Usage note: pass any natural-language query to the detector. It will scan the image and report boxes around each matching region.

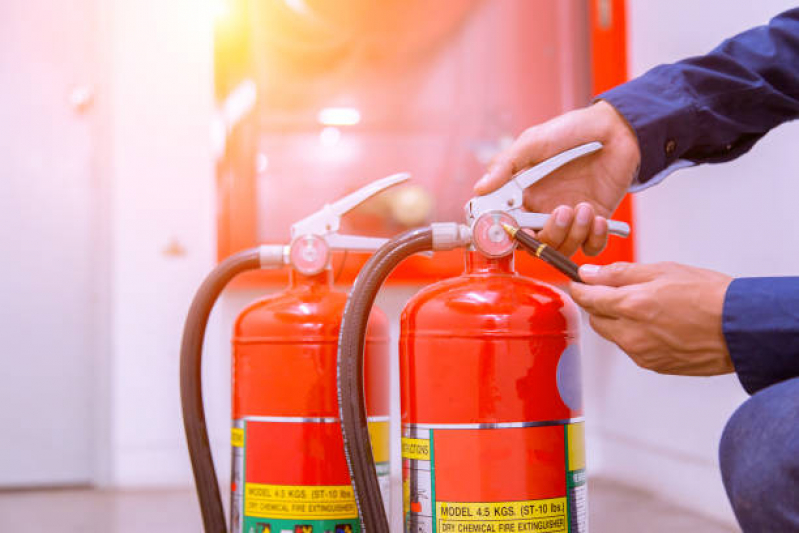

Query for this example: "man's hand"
[474,101,641,256]
[570,262,735,376]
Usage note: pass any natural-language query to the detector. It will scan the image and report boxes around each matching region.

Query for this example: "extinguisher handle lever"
[291,172,410,240]
[324,234,390,252]
[512,142,603,191]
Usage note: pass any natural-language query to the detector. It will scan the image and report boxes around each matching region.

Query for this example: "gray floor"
[0,478,737,532]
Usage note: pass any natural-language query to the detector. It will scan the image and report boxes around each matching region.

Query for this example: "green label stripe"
[430,429,437,533]
[564,425,570,532]
[242,422,248,530]
[567,469,586,489]
[375,462,390,477]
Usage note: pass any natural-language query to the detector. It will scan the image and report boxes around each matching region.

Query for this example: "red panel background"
[433,426,566,502]
[245,422,351,485]
[217,0,632,286]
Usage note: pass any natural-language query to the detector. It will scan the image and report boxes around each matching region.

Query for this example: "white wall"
[97,2,423,511]
[102,0,217,486]
[0,0,98,487]
[583,0,799,525]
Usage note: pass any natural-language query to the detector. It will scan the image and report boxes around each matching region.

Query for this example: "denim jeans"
[719,377,799,531]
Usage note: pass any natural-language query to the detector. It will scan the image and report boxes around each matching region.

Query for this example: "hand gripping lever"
[285,172,410,274]
[463,142,630,257]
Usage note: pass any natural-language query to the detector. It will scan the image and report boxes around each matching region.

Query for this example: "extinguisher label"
[244,483,358,520]
[402,438,432,462]
[403,420,587,533]
[231,416,389,533]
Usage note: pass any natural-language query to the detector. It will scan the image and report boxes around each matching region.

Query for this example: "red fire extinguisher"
[336,143,630,533]
[181,174,408,533]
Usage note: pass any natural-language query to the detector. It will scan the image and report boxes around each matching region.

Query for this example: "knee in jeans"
[719,378,799,527]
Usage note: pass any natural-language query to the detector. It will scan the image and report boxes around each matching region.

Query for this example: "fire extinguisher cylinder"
[181,174,408,533]
[338,143,625,533]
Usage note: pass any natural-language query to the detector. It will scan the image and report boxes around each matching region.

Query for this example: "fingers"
[536,205,573,251]
[559,203,594,257]
[578,261,660,287]
[570,283,629,317]
[583,216,609,256]
[536,202,597,257]
[587,314,623,344]
[588,315,656,367]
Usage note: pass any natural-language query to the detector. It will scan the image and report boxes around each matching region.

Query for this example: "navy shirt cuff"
[723,277,799,394]
[598,67,699,186]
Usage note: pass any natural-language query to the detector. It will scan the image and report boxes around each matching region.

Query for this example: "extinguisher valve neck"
[431,222,472,250]
[258,244,289,268]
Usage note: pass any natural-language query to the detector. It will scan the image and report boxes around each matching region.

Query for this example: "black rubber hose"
[181,248,262,533]
[337,228,434,532]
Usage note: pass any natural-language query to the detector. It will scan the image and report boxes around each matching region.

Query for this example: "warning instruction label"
[402,437,432,461]
[244,484,358,520]
[436,499,568,532]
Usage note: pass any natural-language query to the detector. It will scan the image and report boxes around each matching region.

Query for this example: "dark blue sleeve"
[723,277,799,394]
[599,8,799,185]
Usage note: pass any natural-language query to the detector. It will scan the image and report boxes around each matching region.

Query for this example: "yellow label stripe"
[368,420,390,464]
[402,437,431,461]
[231,427,244,448]
[567,422,586,471]
[437,498,567,530]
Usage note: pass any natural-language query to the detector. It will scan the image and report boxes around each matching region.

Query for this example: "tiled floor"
[588,478,737,532]
[0,478,737,532]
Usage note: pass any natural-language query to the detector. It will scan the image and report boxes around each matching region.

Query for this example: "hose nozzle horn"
[465,142,630,240]
[288,172,410,275]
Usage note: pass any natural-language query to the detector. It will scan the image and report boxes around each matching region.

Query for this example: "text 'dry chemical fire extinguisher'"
[337,143,630,533]
[180,173,409,533]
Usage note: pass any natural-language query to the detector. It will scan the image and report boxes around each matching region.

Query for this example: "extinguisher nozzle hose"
[337,228,435,533]
[180,248,263,533]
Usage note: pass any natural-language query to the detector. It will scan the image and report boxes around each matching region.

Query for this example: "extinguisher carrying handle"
[290,172,410,243]
[287,173,412,274]
[180,246,284,533]
[338,228,437,533]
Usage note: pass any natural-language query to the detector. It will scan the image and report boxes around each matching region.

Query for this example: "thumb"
[578,262,657,287]
[474,158,514,195]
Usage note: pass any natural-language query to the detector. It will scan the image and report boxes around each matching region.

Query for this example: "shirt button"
[665,139,676,156]
[726,143,733,151]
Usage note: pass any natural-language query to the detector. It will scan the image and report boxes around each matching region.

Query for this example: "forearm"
[600,8,799,188]
[723,277,799,394]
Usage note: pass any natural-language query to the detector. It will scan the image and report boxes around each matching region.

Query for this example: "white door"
[0,0,98,486]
